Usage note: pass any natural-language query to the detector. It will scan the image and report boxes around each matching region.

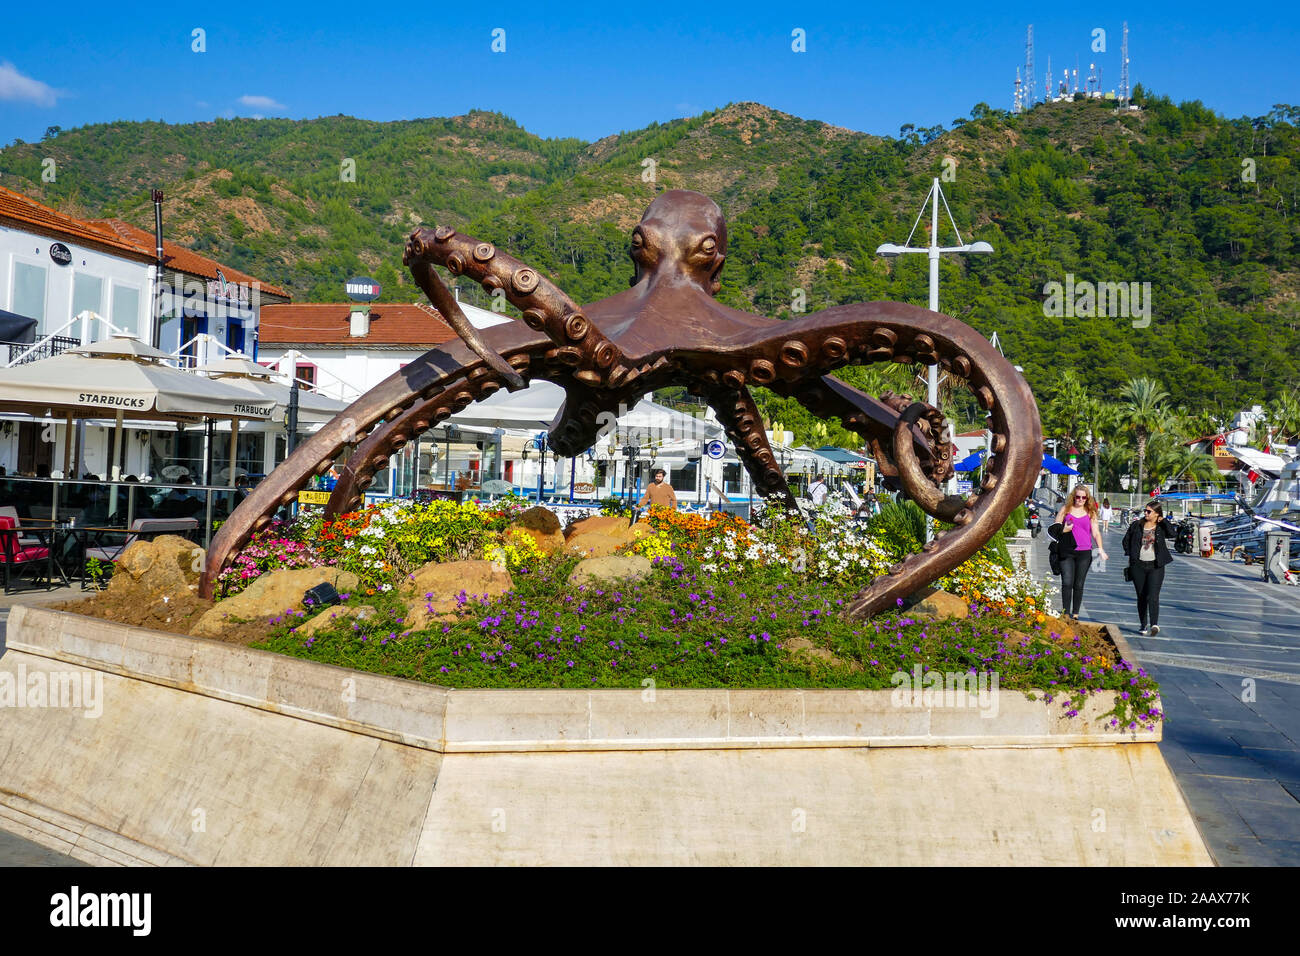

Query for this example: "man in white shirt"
[809,474,829,507]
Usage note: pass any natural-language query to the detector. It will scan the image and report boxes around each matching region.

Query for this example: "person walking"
[808,473,829,507]
[638,467,678,511]
[1121,501,1176,635]
[1099,497,1114,533]
[1055,485,1108,621]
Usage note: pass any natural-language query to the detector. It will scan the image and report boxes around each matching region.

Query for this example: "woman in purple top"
[1054,485,1108,621]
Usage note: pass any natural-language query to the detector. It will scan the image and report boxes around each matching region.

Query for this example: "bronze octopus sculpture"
[199,190,1041,617]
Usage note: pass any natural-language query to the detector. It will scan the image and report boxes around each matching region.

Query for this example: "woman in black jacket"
[1121,501,1177,635]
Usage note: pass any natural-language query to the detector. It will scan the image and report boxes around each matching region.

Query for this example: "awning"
[0,337,274,422]
[1225,445,1287,477]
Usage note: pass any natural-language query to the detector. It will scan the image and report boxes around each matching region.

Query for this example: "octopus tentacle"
[891,403,970,521]
[406,225,625,388]
[663,300,1037,618]
[198,324,552,599]
[702,385,799,510]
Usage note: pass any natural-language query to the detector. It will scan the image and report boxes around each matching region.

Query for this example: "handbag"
[1123,566,1133,582]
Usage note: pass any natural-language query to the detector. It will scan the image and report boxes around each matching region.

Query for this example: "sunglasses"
[1074,495,1087,500]
[1143,509,1154,514]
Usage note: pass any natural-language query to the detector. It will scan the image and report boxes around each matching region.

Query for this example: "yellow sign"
[297,490,331,505]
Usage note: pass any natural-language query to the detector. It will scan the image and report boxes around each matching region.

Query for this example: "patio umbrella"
[955,448,1071,475]
[0,335,273,480]
[197,355,349,424]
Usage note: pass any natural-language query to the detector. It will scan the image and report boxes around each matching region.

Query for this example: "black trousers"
[1059,549,1093,616]
[1131,560,1165,627]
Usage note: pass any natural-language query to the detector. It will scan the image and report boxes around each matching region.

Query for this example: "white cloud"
[0,61,60,107]
[237,94,286,111]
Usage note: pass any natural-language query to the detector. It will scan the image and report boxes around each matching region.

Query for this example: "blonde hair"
[1066,485,1100,517]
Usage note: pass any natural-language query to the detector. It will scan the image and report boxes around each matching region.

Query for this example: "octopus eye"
[700,235,717,255]
[631,229,645,248]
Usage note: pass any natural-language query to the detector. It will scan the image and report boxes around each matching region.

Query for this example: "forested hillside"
[2,92,1297,446]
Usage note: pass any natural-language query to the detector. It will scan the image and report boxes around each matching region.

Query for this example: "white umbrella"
[0,335,272,481]
[197,355,348,425]
[450,380,566,430]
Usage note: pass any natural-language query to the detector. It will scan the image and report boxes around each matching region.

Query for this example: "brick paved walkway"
[1031,526,1300,866]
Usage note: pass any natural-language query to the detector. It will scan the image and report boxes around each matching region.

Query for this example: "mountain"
[2,93,1297,428]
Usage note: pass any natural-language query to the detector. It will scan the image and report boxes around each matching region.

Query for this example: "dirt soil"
[51,590,269,645]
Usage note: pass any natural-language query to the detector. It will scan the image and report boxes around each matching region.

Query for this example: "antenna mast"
[1025,25,1035,107]
[1120,21,1131,105]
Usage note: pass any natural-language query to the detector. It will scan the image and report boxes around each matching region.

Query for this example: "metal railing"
[3,311,131,368]
[0,474,246,551]
[4,335,81,366]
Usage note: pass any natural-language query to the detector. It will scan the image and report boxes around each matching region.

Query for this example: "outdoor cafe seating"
[0,514,55,594]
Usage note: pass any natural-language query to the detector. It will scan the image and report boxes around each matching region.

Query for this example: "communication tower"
[1025,25,1035,106]
[1120,21,1131,105]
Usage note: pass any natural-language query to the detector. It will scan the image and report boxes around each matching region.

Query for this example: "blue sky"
[1,1,1297,145]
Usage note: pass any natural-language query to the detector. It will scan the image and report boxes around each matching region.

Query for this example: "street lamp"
[521,432,549,501]
[875,177,995,412]
[877,177,994,540]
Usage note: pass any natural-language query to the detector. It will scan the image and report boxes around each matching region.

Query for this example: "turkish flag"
[1248,469,1260,483]
[1213,434,1226,447]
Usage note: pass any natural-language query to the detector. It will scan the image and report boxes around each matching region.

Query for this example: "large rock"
[108,535,203,598]
[569,555,653,588]
[57,535,212,635]
[564,515,653,558]
[910,590,971,621]
[402,559,515,631]
[192,567,359,638]
[296,604,378,638]
[506,506,565,555]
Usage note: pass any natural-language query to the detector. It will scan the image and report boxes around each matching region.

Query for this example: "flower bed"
[197,496,1158,729]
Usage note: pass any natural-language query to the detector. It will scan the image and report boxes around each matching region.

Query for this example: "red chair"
[0,516,52,594]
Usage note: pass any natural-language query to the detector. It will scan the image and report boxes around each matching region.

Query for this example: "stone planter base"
[0,606,1211,866]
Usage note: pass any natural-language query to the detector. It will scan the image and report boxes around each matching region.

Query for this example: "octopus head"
[629,189,727,295]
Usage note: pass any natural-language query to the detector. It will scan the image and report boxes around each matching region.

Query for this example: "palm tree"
[1119,378,1172,497]
[1042,370,1090,452]
[1266,388,1300,446]
[1079,396,1120,493]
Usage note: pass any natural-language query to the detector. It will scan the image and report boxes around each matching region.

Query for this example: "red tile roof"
[259,303,460,347]
[0,185,154,260]
[92,219,291,300]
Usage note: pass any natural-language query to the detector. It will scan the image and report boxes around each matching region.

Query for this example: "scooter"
[1027,503,1042,538]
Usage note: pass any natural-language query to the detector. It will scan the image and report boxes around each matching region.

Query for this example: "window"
[180,315,207,367]
[111,283,141,337]
[673,460,699,491]
[723,463,743,494]
[12,262,47,333]
[295,363,317,391]
[71,274,104,332]
[227,320,245,355]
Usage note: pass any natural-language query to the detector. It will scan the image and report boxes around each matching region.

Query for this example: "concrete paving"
[1029,524,1300,866]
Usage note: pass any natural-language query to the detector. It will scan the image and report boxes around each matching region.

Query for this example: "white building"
[0,186,289,479]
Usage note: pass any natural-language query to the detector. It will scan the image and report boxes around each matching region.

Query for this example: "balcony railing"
[3,336,81,366]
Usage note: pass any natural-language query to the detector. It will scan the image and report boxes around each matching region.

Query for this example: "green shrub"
[869,500,926,559]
